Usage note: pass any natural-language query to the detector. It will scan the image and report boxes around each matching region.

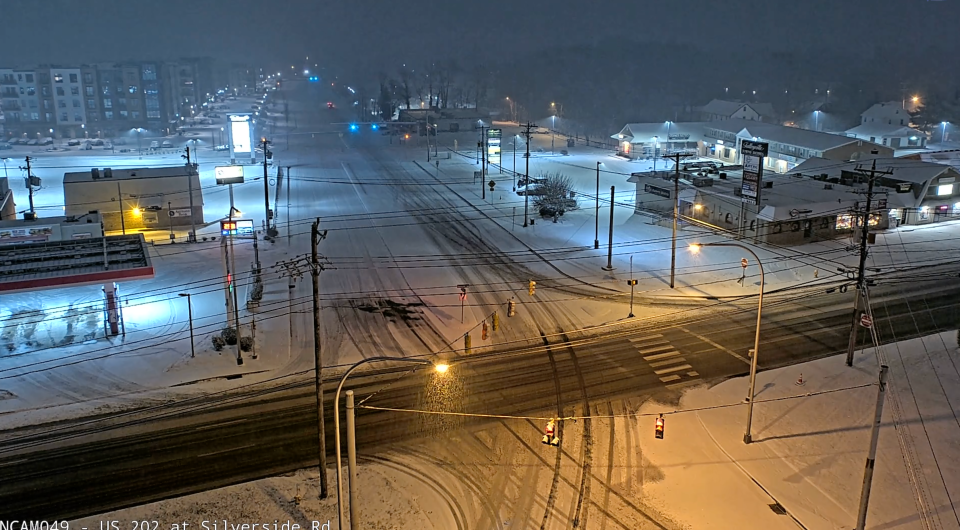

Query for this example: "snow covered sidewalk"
[639,331,960,530]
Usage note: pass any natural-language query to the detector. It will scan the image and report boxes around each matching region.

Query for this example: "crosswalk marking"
[687,371,699,377]
[637,344,674,355]
[627,334,664,343]
[653,364,693,375]
[659,375,681,383]
[649,357,687,368]
[666,379,704,390]
[643,350,682,361]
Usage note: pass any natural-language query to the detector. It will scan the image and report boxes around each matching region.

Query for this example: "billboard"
[487,128,502,165]
[227,113,255,163]
[220,219,255,237]
[215,165,245,185]
[740,140,768,205]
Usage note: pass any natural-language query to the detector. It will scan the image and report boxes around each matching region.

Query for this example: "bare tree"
[532,171,577,217]
[396,67,413,110]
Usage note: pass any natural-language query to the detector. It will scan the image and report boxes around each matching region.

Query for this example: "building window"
[84,86,93,96]
[87,99,96,109]
[102,86,111,96]
[84,73,93,84]
[105,111,113,119]
[73,99,80,107]
[54,73,63,83]
[131,111,140,119]
[29,100,36,108]
[69,73,78,83]
[129,98,139,108]
[41,86,49,96]
[25,74,33,82]
[103,98,112,108]
[44,112,52,122]
[56,86,65,96]
[74,113,83,122]
[128,85,138,94]
[118,98,127,107]
[147,110,160,119]
[58,100,66,108]
[120,110,128,118]
[908,137,920,147]
[938,184,954,196]
[60,112,68,121]
[71,86,79,96]
[31,112,39,121]
[43,100,51,109]
[27,87,35,96]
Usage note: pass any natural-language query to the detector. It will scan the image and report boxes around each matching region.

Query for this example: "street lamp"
[653,136,659,172]
[513,135,520,191]
[134,128,144,159]
[551,115,556,153]
[334,357,451,530]
[814,110,820,132]
[690,242,765,444]
[942,121,949,143]
[177,293,195,358]
[664,121,673,154]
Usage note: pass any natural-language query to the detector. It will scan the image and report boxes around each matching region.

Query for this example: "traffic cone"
[795,373,805,386]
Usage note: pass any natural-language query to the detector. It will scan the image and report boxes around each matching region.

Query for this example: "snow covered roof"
[749,102,776,119]
[860,101,904,117]
[704,119,879,152]
[846,123,924,138]
[63,165,198,184]
[791,156,958,185]
[700,99,751,116]
[612,122,708,142]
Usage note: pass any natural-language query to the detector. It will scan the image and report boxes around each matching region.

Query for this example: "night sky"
[2,0,959,73]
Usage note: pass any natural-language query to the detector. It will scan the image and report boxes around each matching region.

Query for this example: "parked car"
[81,141,92,150]
[535,127,550,134]
[91,138,104,146]
[38,137,53,145]
[517,176,546,188]
[0,142,11,150]
[103,141,113,149]
[149,140,160,149]
[67,139,81,146]
[161,140,174,148]
[27,139,38,145]
[516,183,547,196]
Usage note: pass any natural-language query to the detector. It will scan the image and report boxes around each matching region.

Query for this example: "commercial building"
[844,123,926,150]
[63,165,203,233]
[613,122,705,158]
[0,212,103,246]
[791,157,960,226]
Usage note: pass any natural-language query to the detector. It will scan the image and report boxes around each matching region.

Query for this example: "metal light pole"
[602,186,615,271]
[135,128,143,159]
[814,111,820,132]
[513,136,518,191]
[942,121,948,143]
[177,293,195,358]
[551,115,556,153]
[594,161,601,249]
[653,136,659,172]
[335,357,449,530]
[692,242,764,444]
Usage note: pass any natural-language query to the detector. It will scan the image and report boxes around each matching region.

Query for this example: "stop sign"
[860,313,873,328]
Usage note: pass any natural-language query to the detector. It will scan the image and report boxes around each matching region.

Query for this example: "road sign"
[626,279,638,286]
[741,258,749,268]
[860,313,873,328]
[488,180,496,190]
[215,165,245,185]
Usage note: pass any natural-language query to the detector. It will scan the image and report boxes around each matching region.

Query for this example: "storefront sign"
[740,140,768,206]
[644,184,671,199]
[220,219,255,237]
[668,133,690,141]
[487,128,502,165]
[215,165,245,185]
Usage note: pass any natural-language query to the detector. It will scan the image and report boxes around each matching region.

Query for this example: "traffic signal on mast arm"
[528,280,536,296]
[507,299,516,317]
[655,414,665,439]
[481,320,488,340]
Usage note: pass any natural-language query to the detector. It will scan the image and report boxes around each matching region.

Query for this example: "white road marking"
[676,326,750,364]
[659,375,681,383]
[194,418,249,431]
[687,371,700,377]
[643,350,682,361]
[196,443,256,458]
[666,379,704,390]
[649,357,688,368]
[627,334,664,343]
[0,458,29,467]
[654,364,693,375]
[637,344,674,355]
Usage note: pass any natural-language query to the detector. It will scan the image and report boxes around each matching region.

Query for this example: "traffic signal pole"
[261,138,274,238]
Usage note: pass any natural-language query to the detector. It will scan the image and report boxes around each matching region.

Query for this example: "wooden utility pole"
[262,138,275,238]
[845,158,892,366]
[520,122,537,227]
[663,152,693,289]
[311,219,329,498]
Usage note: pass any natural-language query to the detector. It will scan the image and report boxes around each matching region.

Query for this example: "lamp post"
[513,135,519,191]
[594,161,601,249]
[135,128,143,159]
[942,121,949,143]
[177,293,195,358]
[551,115,556,153]
[814,110,820,132]
[665,121,672,154]
[653,136,659,172]
[334,357,450,530]
[690,242,765,444]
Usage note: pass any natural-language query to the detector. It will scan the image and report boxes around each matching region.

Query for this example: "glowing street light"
[334,357,451,530]
[690,242,765,444]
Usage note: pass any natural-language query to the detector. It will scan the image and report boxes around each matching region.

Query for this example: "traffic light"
[464,332,471,355]
[655,414,664,439]
[507,299,516,317]
[542,419,560,446]
[492,311,499,331]
[528,280,536,296]
[227,273,234,293]
[481,321,488,340]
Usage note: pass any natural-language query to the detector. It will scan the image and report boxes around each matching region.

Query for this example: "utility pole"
[520,122,536,227]
[116,182,126,235]
[311,219,329,499]
[479,125,488,200]
[286,166,292,246]
[594,161,601,249]
[261,138,274,239]
[855,365,889,530]
[845,158,892,366]
[22,156,36,218]
[602,186,615,271]
[182,147,198,242]
[664,153,693,289]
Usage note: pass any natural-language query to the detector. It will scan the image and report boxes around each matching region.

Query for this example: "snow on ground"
[640,330,960,530]
[70,465,462,530]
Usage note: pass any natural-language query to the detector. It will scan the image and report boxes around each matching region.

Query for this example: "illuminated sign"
[740,140,769,206]
[487,128,502,165]
[215,165,245,185]
[220,219,255,237]
[231,120,251,153]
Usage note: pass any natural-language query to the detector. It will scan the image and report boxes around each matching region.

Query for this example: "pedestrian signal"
[528,280,536,296]
[542,419,560,446]
[655,414,664,439]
